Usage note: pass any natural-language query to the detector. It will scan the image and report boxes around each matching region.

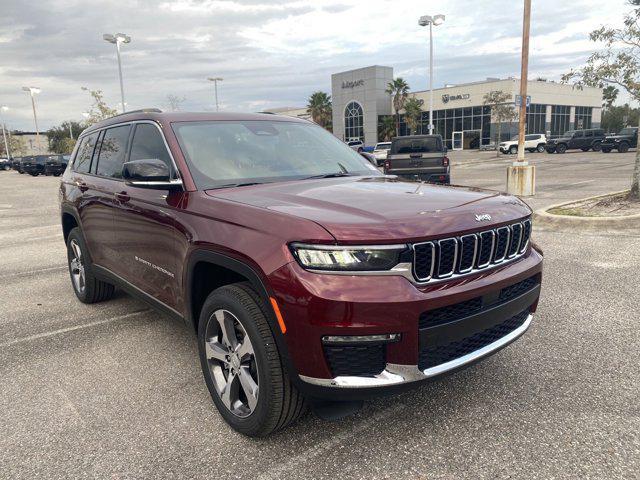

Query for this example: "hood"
[207,177,531,242]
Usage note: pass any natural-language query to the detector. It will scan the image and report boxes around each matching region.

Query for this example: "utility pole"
[208,77,223,111]
[507,0,535,196]
[0,106,10,158]
[418,15,445,135]
[68,122,74,140]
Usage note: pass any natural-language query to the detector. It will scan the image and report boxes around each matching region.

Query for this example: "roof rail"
[108,108,163,120]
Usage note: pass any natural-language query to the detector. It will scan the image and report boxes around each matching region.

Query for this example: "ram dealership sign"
[342,79,364,89]
[442,93,470,104]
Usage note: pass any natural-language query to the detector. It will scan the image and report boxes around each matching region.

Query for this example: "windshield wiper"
[212,182,263,189]
[303,172,354,180]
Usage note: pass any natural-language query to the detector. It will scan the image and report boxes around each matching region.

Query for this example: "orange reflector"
[270,297,287,334]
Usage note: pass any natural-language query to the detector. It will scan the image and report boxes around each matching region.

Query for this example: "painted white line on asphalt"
[0,310,150,348]
[0,265,67,280]
[568,180,595,186]
[257,403,406,480]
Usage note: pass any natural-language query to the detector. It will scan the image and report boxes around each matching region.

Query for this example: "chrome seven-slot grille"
[413,219,531,282]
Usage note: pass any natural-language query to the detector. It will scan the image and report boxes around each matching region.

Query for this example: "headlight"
[290,243,407,271]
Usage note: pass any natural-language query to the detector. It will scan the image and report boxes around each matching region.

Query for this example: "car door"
[81,124,133,273]
[570,130,583,149]
[583,130,594,149]
[112,122,181,310]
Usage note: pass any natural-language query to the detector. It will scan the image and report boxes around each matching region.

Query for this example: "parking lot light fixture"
[0,106,10,159]
[419,14,445,135]
[103,32,131,114]
[22,86,42,153]
[207,77,223,111]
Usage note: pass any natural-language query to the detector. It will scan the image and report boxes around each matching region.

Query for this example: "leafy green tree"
[386,78,409,136]
[602,85,619,109]
[483,90,517,157]
[81,87,118,126]
[47,121,82,154]
[601,104,639,132]
[562,0,640,199]
[403,98,423,135]
[1,133,25,157]
[378,115,396,141]
[306,91,332,130]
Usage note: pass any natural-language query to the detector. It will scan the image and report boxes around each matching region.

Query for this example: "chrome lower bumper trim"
[299,314,533,388]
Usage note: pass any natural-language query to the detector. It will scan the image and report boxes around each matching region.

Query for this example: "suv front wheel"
[198,283,306,436]
[66,227,115,303]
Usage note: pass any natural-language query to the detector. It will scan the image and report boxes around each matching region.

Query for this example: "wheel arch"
[185,249,299,384]
[61,207,81,244]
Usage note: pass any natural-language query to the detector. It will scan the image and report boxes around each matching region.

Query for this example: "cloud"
[0,0,630,131]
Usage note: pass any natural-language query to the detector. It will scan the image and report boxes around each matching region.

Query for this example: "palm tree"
[602,86,619,109]
[403,98,423,135]
[386,78,409,136]
[378,115,396,141]
[306,91,332,129]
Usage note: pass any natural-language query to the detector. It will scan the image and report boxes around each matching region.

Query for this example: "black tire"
[537,144,546,153]
[546,147,556,154]
[66,227,115,303]
[29,173,38,176]
[618,142,630,153]
[591,141,602,152]
[602,147,612,153]
[509,145,518,154]
[357,147,363,153]
[198,283,306,437]
[581,147,590,152]
[556,143,567,154]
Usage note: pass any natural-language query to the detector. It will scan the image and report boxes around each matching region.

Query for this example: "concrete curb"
[534,190,640,232]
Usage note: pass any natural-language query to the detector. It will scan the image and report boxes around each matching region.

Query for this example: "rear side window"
[129,123,173,171]
[392,137,443,154]
[573,131,584,138]
[73,133,98,173]
[584,130,593,137]
[524,134,539,141]
[95,125,131,178]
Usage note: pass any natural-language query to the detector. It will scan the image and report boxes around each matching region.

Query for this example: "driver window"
[130,123,173,173]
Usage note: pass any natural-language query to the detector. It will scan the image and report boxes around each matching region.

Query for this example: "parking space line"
[257,403,406,480]
[0,310,150,348]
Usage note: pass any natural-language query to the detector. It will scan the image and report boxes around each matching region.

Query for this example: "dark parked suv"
[545,128,605,153]
[59,110,543,436]
[44,154,69,176]
[384,134,450,184]
[21,155,47,176]
[601,127,638,153]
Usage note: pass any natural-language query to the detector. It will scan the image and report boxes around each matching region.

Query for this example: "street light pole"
[506,0,535,196]
[103,33,131,114]
[419,14,445,135]
[0,106,10,159]
[68,122,74,140]
[22,87,41,153]
[207,77,223,111]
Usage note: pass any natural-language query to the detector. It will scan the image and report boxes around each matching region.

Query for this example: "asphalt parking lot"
[1,151,638,479]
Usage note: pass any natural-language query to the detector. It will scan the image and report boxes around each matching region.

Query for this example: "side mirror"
[122,159,182,190]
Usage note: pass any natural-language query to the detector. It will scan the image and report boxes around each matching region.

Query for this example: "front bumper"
[269,246,543,399]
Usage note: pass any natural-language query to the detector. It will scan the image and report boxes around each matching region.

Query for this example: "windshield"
[172,120,379,189]
[562,130,576,137]
[619,128,636,136]
[391,136,443,154]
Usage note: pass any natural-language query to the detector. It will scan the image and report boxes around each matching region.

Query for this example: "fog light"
[321,333,400,345]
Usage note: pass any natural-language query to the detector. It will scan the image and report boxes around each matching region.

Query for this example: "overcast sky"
[0,0,630,131]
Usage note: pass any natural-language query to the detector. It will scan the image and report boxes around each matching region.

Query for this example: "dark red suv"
[59,110,543,436]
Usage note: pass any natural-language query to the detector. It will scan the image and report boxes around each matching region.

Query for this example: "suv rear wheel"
[536,144,546,153]
[66,227,115,303]
[556,143,567,154]
[592,141,602,152]
[618,142,630,153]
[198,283,306,436]
[509,145,518,154]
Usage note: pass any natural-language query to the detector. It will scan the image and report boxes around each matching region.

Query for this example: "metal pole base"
[507,165,536,196]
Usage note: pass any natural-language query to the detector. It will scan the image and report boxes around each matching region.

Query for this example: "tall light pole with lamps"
[207,77,223,111]
[0,106,10,158]
[418,14,445,135]
[22,86,42,153]
[103,33,131,114]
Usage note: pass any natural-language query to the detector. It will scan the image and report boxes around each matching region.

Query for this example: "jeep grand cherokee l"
[59,110,543,436]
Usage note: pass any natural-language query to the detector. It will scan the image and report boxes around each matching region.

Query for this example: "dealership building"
[270,65,603,149]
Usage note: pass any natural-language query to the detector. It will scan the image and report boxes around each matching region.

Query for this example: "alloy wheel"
[69,239,86,294]
[205,309,259,418]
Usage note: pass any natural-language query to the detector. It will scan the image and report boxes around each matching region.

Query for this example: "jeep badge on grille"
[475,214,492,222]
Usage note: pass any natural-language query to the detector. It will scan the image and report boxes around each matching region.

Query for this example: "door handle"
[75,180,88,192]
[115,191,130,203]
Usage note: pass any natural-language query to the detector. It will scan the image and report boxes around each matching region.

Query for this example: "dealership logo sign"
[342,79,364,89]
[442,93,470,103]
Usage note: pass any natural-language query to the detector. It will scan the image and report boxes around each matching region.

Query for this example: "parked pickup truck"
[384,135,450,184]
[601,127,638,153]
